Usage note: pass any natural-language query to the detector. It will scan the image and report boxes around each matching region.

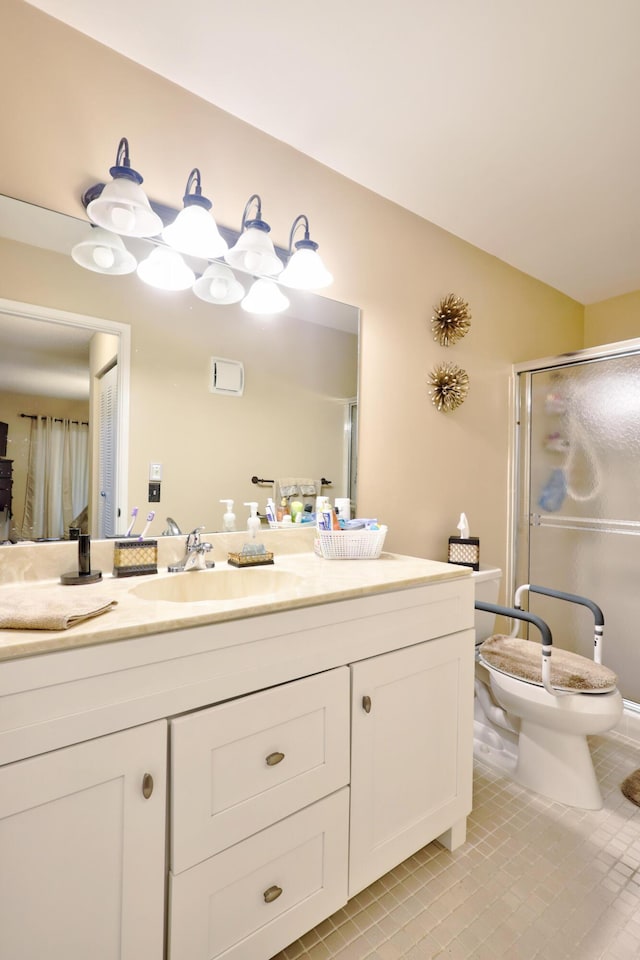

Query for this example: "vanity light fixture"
[71,225,137,275]
[193,262,245,305]
[279,214,333,290]
[225,194,283,277]
[86,138,163,238]
[136,247,195,291]
[161,168,228,260]
[241,278,290,315]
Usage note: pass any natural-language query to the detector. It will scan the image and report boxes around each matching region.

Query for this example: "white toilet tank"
[471,567,502,644]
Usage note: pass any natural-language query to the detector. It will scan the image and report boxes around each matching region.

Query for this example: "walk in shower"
[512,339,640,707]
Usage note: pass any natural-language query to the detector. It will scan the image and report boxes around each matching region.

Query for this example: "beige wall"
[584,292,640,349]
[1,0,586,570]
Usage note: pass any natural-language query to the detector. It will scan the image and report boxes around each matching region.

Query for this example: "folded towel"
[0,588,117,631]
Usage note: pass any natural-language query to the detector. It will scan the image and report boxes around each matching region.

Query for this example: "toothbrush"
[138,511,155,540]
[125,507,138,538]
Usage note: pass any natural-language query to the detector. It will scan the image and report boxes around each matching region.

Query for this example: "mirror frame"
[0,297,131,536]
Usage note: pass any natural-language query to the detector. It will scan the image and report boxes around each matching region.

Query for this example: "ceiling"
[24,0,640,305]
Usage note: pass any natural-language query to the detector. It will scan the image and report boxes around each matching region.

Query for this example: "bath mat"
[480,634,617,692]
[621,769,640,807]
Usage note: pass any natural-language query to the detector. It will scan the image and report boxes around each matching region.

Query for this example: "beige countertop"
[0,529,470,662]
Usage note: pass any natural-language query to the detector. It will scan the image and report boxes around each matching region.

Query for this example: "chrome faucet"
[168,526,214,572]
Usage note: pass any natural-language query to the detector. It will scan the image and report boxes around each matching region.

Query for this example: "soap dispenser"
[244,502,260,539]
[220,499,236,532]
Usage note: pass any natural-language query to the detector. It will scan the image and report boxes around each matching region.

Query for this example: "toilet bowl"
[471,569,622,810]
[485,666,622,809]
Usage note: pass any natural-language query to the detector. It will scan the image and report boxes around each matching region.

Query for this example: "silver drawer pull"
[263,885,283,904]
[142,773,154,799]
[362,695,372,714]
[265,751,285,767]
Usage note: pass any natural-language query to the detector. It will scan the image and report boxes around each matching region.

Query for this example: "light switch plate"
[149,462,163,482]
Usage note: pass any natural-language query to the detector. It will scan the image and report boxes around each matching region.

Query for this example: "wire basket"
[314,525,387,560]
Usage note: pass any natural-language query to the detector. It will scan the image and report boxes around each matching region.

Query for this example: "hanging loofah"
[428,362,470,412]
[431,294,471,346]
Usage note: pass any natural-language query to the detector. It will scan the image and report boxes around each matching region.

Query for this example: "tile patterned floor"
[272,731,640,960]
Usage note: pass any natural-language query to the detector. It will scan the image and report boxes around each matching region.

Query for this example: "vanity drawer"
[168,787,349,960]
[170,666,350,873]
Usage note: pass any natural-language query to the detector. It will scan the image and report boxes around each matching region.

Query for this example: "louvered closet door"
[98,362,118,538]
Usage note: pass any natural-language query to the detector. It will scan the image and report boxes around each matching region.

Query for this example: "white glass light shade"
[71,227,137,275]
[279,247,333,290]
[136,247,195,291]
[87,177,163,238]
[225,227,283,276]
[241,278,290,315]
[193,262,245,305]
[162,204,228,259]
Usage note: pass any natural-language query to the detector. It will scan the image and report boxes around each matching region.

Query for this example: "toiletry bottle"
[316,496,329,530]
[276,497,290,522]
[220,499,236,532]
[244,502,260,539]
[290,499,304,523]
[265,498,276,524]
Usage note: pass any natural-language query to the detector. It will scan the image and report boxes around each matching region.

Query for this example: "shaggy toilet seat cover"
[480,635,618,693]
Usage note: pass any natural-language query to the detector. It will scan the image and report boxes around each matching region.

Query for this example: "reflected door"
[97,363,118,538]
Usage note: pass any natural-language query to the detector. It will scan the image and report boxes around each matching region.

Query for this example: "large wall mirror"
[0,195,359,543]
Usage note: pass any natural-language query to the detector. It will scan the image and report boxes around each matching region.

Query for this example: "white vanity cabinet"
[0,569,475,960]
[0,720,167,960]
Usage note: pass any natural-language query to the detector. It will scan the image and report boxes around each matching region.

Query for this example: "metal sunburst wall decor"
[431,294,471,347]
[428,362,470,412]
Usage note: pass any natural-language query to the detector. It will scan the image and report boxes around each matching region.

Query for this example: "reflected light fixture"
[86,137,163,238]
[137,247,195,291]
[241,278,290,315]
[162,168,228,259]
[225,194,283,276]
[279,214,333,290]
[193,262,245,305]
[71,226,137,275]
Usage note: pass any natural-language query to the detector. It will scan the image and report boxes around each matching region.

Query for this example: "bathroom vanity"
[0,537,474,960]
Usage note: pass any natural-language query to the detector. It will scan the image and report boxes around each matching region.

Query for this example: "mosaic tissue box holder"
[447,536,480,571]
[113,539,158,577]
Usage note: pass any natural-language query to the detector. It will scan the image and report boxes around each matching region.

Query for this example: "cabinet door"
[0,720,167,960]
[349,632,474,897]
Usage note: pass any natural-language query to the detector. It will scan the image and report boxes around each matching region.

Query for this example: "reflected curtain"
[21,417,89,540]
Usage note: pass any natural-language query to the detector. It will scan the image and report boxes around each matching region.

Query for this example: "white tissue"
[457,513,470,539]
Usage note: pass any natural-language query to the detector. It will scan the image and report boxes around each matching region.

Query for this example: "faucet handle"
[187,526,205,549]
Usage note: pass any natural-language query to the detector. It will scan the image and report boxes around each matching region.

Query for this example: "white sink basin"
[131,567,301,604]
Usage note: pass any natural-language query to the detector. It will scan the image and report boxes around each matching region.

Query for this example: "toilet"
[471,568,623,810]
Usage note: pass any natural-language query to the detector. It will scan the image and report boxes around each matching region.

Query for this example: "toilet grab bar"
[475,601,568,698]
[512,584,604,665]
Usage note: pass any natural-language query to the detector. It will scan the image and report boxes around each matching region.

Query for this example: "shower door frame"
[509,334,640,711]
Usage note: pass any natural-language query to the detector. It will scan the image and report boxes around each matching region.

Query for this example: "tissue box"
[113,539,158,577]
[448,536,480,570]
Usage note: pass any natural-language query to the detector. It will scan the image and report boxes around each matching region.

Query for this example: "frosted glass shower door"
[518,353,640,704]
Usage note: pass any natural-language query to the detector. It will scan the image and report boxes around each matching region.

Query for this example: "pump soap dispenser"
[220,500,236,532]
[244,502,260,539]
